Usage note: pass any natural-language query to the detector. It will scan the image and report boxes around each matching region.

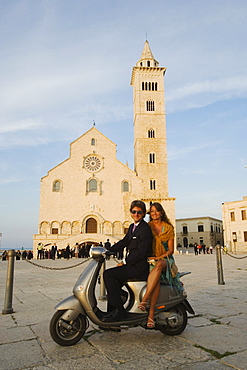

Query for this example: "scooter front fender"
[54,295,86,319]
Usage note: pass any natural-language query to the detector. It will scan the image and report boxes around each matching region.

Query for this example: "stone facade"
[176,217,223,248]
[33,41,175,257]
[222,196,247,253]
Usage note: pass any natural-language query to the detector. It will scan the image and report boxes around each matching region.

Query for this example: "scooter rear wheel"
[50,310,87,346]
[157,303,187,336]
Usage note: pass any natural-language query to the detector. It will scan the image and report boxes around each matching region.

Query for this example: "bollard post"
[98,260,107,300]
[2,249,16,314]
[216,245,225,285]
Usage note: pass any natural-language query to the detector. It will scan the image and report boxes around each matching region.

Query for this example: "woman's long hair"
[150,202,173,226]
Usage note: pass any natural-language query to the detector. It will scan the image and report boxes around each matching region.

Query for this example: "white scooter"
[50,247,194,346]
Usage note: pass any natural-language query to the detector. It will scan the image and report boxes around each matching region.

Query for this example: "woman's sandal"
[147,317,155,329]
[138,301,147,312]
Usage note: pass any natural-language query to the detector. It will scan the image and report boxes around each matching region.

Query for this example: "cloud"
[168,76,247,101]
[166,75,247,113]
[0,101,132,149]
[168,140,223,161]
[0,177,24,185]
[0,118,45,134]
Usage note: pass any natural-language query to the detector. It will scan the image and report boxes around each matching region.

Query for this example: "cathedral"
[33,41,176,256]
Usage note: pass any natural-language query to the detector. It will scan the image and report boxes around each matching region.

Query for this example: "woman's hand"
[148,255,167,261]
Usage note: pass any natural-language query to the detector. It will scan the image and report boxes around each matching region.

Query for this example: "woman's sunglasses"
[131,210,143,215]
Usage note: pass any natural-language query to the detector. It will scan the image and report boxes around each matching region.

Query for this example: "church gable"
[70,127,117,161]
[42,125,137,186]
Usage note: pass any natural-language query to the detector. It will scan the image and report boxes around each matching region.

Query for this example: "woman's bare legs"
[144,260,166,327]
[139,260,166,319]
[147,282,160,326]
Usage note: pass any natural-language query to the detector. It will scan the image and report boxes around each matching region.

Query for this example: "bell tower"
[131,41,175,219]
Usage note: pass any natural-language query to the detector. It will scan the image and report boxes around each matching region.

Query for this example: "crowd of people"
[177,242,214,255]
[1,250,33,260]
[1,241,111,261]
[192,243,214,255]
[36,242,97,260]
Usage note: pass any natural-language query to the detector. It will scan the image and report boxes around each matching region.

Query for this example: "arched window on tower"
[53,180,62,192]
[148,129,155,138]
[152,82,154,91]
[145,82,148,90]
[155,82,158,91]
[142,82,144,90]
[86,218,97,233]
[149,153,155,163]
[147,61,150,67]
[150,180,156,190]
[88,179,97,192]
[122,181,129,192]
[91,138,96,145]
[146,100,155,111]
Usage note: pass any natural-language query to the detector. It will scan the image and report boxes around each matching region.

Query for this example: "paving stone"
[180,324,246,353]
[222,350,247,370]
[0,339,45,370]
[174,360,235,369]
[219,313,247,329]
[1,325,36,345]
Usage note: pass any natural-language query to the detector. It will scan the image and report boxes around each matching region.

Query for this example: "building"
[176,217,223,249]
[33,41,175,256]
[222,196,247,253]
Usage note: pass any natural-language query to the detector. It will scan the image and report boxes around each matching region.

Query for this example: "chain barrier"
[24,257,92,270]
[221,247,247,260]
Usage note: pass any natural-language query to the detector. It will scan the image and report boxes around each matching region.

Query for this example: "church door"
[86,218,97,233]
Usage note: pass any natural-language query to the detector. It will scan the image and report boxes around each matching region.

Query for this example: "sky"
[0,0,247,250]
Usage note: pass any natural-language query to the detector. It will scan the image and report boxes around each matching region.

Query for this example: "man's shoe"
[102,309,115,319]
[102,308,127,322]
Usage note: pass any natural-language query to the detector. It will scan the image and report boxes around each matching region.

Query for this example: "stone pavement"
[0,252,247,370]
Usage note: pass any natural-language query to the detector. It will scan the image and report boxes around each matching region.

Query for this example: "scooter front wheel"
[157,303,187,336]
[50,310,87,346]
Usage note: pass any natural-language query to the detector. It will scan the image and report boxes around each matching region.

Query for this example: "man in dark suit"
[104,239,111,250]
[102,200,153,322]
[51,243,57,260]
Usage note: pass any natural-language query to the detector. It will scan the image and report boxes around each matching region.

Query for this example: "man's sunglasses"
[131,210,143,215]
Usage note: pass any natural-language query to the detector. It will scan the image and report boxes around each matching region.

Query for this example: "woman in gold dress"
[138,202,181,328]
